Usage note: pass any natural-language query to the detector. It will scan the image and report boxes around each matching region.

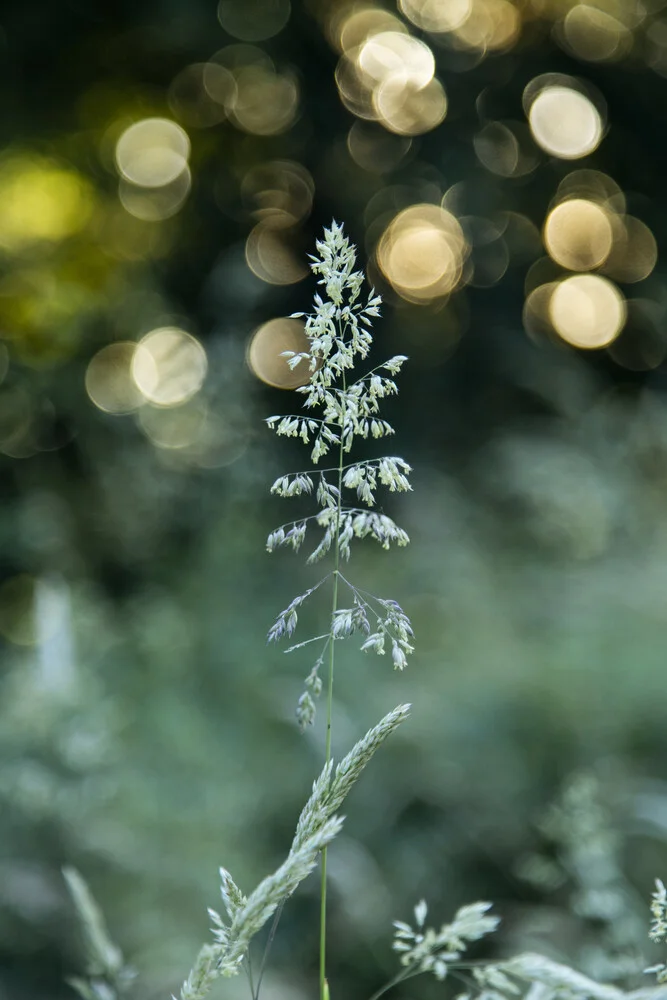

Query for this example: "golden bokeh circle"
[543,199,613,271]
[555,169,625,214]
[373,76,447,135]
[549,274,626,349]
[357,31,435,89]
[562,6,630,63]
[132,327,208,406]
[347,121,412,173]
[247,318,311,388]
[528,86,603,159]
[399,0,472,32]
[336,7,408,54]
[602,216,658,283]
[85,342,145,415]
[229,66,299,135]
[377,203,468,302]
[138,398,208,449]
[115,118,190,188]
[118,165,191,222]
[523,282,558,344]
[240,159,314,227]
[245,222,308,285]
[452,0,521,52]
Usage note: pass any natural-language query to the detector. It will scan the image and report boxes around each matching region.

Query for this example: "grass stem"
[319,373,346,1000]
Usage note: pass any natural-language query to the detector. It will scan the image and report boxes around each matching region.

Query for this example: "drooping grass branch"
[173,702,410,1000]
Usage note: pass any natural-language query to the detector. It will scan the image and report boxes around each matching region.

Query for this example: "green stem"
[366,966,417,1000]
[252,902,284,1000]
[320,373,346,1000]
[244,953,256,1000]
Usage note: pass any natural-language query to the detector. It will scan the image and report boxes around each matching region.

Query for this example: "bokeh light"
[138,397,208,449]
[115,118,190,188]
[0,155,94,253]
[461,215,509,287]
[559,5,632,63]
[218,0,291,41]
[86,342,145,415]
[373,76,447,135]
[241,159,314,227]
[118,167,192,222]
[526,81,604,159]
[347,121,412,173]
[543,199,614,271]
[132,328,208,406]
[332,6,408,53]
[555,169,625,214]
[646,19,667,77]
[358,31,435,88]
[450,0,521,53]
[245,222,308,285]
[377,203,469,303]
[549,274,626,348]
[399,0,472,33]
[523,281,559,345]
[211,47,300,136]
[0,264,101,366]
[114,118,192,222]
[247,318,311,388]
[498,211,542,265]
[334,11,447,134]
[474,121,539,178]
[601,215,658,283]
[607,299,666,371]
[168,63,235,128]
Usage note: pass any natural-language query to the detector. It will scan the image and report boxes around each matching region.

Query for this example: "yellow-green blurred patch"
[0,154,95,253]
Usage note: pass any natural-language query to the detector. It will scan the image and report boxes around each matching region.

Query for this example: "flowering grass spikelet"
[263,222,414,1000]
[646,879,667,983]
[392,900,500,981]
[264,221,414,727]
[650,880,667,943]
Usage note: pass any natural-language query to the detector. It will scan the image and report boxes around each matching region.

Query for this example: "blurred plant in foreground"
[64,867,135,1000]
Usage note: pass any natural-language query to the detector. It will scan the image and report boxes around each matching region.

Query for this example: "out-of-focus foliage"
[2,0,667,997]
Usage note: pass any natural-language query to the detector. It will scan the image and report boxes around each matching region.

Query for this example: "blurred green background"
[3,0,667,997]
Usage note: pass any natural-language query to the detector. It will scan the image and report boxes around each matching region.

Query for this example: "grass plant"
[176,221,416,1000]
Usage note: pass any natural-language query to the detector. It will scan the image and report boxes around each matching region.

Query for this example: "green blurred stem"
[252,902,284,1000]
[320,372,346,1000]
[366,967,419,1000]
[367,962,478,1000]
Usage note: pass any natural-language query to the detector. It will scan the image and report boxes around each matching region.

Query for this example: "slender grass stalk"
[264,223,414,996]
[253,903,284,1000]
[320,369,346,1000]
